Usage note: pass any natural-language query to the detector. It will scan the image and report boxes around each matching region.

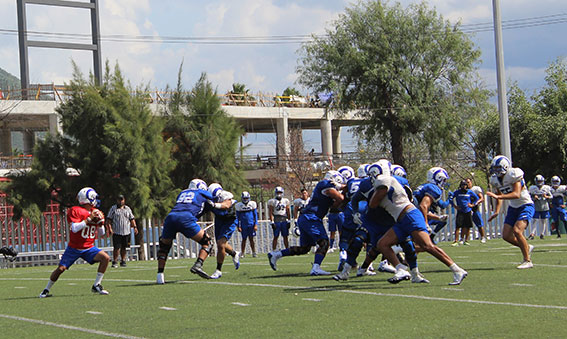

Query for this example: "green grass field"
[2,238,567,338]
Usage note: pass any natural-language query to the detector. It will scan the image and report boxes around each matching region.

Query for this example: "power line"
[0,12,566,45]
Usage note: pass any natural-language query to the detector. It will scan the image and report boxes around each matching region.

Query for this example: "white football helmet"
[551,176,561,187]
[368,159,392,183]
[391,164,407,178]
[337,166,355,181]
[292,226,301,237]
[241,191,250,204]
[427,167,449,188]
[188,178,207,191]
[534,175,545,188]
[275,186,284,199]
[324,170,346,189]
[357,164,369,178]
[208,183,223,198]
[490,155,511,177]
[77,187,98,206]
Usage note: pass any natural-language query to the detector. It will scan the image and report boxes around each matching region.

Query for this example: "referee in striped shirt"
[106,194,137,268]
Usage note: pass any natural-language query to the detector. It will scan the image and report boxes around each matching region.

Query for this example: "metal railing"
[0,85,326,108]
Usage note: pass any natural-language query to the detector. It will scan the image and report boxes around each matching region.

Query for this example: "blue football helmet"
[188,178,207,191]
[427,167,449,188]
[391,164,407,178]
[490,155,511,177]
[337,166,355,181]
[241,191,250,204]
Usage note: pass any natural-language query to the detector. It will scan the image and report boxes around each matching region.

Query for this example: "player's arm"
[487,188,503,222]
[285,204,291,219]
[368,185,387,209]
[487,181,522,200]
[475,190,484,205]
[268,203,274,222]
[326,188,344,209]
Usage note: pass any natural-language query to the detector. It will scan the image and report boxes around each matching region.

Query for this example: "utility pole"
[492,0,512,161]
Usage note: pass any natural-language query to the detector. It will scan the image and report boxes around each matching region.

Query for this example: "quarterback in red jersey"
[39,187,111,298]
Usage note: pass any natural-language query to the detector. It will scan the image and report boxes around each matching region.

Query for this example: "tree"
[297,0,484,167]
[473,58,567,182]
[226,83,255,106]
[1,62,175,222]
[164,71,248,193]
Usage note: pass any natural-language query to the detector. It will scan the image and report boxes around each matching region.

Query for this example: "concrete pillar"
[332,125,341,156]
[320,116,332,159]
[0,129,11,155]
[276,108,289,168]
[48,113,61,134]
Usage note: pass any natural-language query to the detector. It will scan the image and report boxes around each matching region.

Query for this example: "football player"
[413,168,452,243]
[236,191,259,257]
[486,155,535,269]
[370,171,468,285]
[450,180,479,246]
[268,186,291,250]
[466,178,487,243]
[40,187,110,297]
[528,175,552,240]
[208,183,241,279]
[549,176,567,238]
[268,170,345,276]
[156,179,232,284]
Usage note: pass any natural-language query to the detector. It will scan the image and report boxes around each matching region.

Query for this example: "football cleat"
[210,270,223,279]
[120,261,127,267]
[357,267,377,277]
[463,241,471,246]
[310,264,331,276]
[333,263,352,281]
[267,252,279,271]
[233,252,241,270]
[377,260,396,273]
[387,269,411,284]
[481,237,487,243]
[92,284,109,295]
[190,263,211,279]
[449,269,468,285]
[252,252,257,258]
[517,260,534,269]
[39,289,52,298]
[411,271,430,283]
[451,241,459,247]
[337,259,345,272]
[156,273,165,285]
[111,261,118,268]
[528,244,534,256]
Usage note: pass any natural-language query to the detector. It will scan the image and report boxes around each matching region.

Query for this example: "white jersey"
[550,185,567,201]
[235,200,257,212]
[373,175,413,220]
[470,186,484,199]
[489,168,533,208]
[293,198,310,214]
[529,184,551,211]
[268,198,290,217]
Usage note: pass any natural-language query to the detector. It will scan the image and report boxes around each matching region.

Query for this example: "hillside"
[0,67,20,90]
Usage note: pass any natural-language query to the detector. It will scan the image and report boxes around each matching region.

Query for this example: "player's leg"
[267,215,312,271]
[40,246,79,297]
[281,221,290,249]
[249,236,257,257]
[112,234,120,267]
[272,222,281,250]
[452,227,461,246]
[119,235,128,266]
[188,229,213,279]
[462,227,471,244]
[89,248,110,294]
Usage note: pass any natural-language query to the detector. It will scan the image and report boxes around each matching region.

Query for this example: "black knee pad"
[367,246,381,261]
[289,245,311,255]
[316,238,329,254]
[198,233,212,246]
[158,238,172,260]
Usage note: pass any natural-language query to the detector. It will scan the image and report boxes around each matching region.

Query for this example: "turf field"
[2,238,567,338]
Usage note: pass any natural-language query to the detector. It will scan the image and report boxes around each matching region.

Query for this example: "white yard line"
[231,302,250,306]
[0,314,144,339]
[3,277,567,311]
[159,307,177,311]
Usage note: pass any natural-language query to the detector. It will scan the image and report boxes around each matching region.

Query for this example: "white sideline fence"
[0,199,551,268]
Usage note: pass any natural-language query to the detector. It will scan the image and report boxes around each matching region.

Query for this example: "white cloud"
[208,69,235,92]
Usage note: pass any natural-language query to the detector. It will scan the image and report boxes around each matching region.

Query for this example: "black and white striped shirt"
[107,205,135,235]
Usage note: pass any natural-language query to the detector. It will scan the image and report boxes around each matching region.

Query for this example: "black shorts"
[456,211,473,229]
[112,234,130,250]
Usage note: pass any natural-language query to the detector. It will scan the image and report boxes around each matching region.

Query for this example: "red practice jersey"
[67,205,100,249]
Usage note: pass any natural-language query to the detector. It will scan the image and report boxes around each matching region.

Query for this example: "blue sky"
[1,0,566,154]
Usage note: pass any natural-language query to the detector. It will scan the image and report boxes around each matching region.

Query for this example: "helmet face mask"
[324,170,345,189]
[357,164,370,178]
[427,167,449,189]
[391,164,407,178]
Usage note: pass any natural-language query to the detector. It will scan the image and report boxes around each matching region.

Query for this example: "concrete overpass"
[0,100,362,158]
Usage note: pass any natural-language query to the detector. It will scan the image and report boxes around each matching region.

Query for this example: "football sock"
[314,253,324,265]
[226,249,236,257]
[330,239,335,248]
[217,262,223,271]
[449,263,461,272]
[195,258,204,266]
[280,249,290,257]
[94,272,104,286]
[45,280,55,291]
[157,267,164,273]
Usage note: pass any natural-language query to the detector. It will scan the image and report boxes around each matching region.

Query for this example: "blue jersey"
[302,180,339,219]
[414,183,449,209]
[451,188,479,213]
[170,189,214,219]
[351,177,395,227]
[235,201,258,228]
[342,178,363,229]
